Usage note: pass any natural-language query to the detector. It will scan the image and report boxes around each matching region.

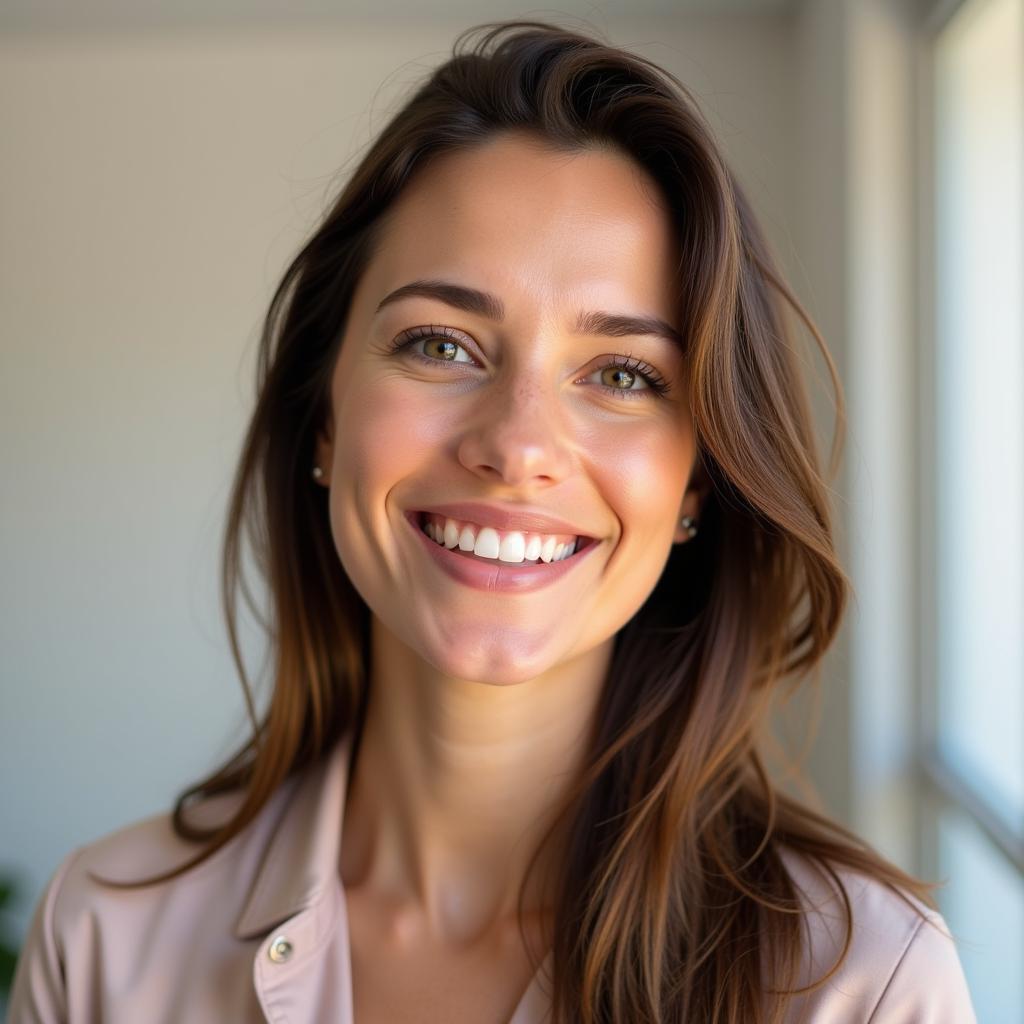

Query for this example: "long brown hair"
[95,20,943,1022]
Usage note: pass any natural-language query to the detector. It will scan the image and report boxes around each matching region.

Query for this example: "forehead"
[365,133,680,318]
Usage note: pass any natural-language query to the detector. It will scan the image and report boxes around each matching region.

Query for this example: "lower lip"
[404,511,599,593]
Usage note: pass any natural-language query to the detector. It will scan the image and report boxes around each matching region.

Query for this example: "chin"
[418,624,563,685]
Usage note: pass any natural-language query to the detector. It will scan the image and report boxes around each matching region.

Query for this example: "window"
[920,0,1024,1018]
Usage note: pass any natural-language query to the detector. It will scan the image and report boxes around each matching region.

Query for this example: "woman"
[9,20,976,1024]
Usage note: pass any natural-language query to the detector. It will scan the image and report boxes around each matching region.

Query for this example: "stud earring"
[680,515,698,539]
[311,465,324,480]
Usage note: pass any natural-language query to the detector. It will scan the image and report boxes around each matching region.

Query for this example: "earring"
[680,515,698,539]
[311,465,324,481]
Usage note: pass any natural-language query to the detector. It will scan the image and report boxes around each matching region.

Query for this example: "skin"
[313,132,709,994]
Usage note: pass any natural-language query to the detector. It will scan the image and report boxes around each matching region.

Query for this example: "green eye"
[391,325,475,363]
[422,337,467,361]
[390,327,672,401]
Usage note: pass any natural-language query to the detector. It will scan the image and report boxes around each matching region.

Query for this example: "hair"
[93,20,945,1023]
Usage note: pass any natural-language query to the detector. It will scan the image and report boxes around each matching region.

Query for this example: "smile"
[404,510,599,593]
[417,511,586,564]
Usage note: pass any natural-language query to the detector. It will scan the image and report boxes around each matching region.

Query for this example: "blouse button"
[267,935,294,963]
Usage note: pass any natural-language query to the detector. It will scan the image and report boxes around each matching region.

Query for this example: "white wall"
[0,12,803,944]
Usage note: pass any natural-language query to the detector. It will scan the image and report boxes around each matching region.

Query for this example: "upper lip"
[411,501,596,539]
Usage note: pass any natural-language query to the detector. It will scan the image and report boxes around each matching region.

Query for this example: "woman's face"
[316,132,702,684]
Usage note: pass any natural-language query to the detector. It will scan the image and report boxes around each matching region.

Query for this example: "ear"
[672,457,713,544]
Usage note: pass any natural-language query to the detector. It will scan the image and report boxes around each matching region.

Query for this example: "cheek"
[331,372,453,490]
[588,421,692,540]
[581,418,693,634]
[321,382,406,622]
[326,376,454,577]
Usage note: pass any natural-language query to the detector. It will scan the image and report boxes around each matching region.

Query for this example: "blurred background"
[1,0,1021,1019]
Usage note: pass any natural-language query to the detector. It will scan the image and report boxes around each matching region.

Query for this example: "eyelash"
[389,324,673,401]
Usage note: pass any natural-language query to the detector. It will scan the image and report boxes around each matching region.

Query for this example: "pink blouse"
[8,730,977,1022]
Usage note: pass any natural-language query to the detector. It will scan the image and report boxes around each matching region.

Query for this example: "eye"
[583,355,672,401]
[389,327,672,401]
[390,324,475,363]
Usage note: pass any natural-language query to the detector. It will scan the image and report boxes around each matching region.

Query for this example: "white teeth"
[498,532,526,563]
[473,527,501,559]
[421,514,581,566]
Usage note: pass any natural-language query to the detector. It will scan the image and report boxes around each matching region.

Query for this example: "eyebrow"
[374,279,684,349]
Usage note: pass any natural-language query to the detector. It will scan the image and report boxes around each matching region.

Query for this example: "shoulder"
[776,846,977,1023]
[49,778,297,931]
[48,786,249,914]
[7,784,287,1021]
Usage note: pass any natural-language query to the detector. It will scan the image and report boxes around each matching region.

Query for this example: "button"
[267,935,293,963]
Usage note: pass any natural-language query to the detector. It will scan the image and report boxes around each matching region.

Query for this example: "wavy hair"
[96,20,943,1023]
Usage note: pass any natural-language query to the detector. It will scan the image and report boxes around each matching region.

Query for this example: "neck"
[340,616,611,948]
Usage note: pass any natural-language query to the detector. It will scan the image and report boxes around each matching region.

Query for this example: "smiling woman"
[8,19,976,1024]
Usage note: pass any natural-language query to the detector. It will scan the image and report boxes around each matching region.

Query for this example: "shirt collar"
[232,725,557,1021]
[234,728,356,940]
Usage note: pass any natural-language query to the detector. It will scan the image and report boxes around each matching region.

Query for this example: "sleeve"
[5,849,82,1024]
[867,910,978,1024]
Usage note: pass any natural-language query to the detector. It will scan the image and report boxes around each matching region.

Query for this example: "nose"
[456,375,575,488]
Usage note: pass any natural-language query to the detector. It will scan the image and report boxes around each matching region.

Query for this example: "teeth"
[540,536,557,563]
[497,531,526,563]
[473,527,501,559]
[421,514,581,566]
